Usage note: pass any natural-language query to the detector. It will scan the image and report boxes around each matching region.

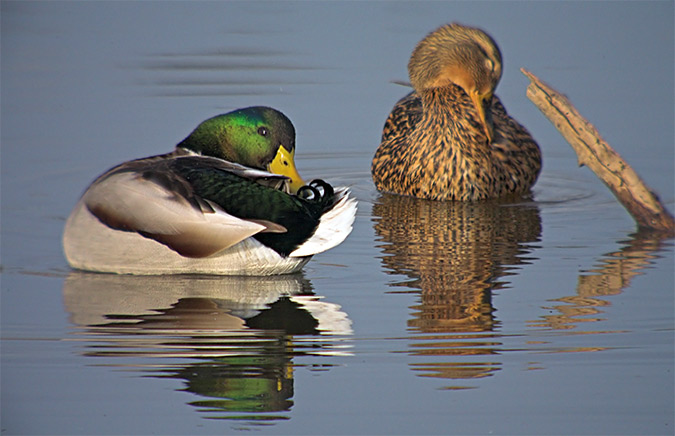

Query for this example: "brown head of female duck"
[372,23,541,201]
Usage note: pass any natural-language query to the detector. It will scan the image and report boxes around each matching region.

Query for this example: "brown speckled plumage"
[372,23,542,201]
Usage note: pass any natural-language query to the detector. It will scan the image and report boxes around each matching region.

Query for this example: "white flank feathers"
[63,203,310,275]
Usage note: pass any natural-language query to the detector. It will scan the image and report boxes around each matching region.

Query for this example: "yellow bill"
[470,90,495,144]
[268,145,306,193]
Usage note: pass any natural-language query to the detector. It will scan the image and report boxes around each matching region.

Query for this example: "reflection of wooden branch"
[522,68,674,235]
[530,227,666,331]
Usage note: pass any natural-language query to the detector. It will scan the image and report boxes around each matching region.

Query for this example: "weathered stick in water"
[521,68,674,235]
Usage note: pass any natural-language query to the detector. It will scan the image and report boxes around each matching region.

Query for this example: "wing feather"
[83,171,267,258]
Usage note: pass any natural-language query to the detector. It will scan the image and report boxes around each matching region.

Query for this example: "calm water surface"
[2,2,673,435]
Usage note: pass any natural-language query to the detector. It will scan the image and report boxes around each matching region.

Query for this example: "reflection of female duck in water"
[373,194,542,333]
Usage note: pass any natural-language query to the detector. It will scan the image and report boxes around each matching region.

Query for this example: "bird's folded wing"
[83,171,272,258]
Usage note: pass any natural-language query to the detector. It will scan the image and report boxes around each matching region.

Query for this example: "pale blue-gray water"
[1,1,673,434]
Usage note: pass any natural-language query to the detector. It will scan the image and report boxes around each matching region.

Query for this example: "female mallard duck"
[372,23,542,201]
[63,107,357,276]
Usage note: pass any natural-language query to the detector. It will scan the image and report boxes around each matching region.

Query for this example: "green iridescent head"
[177,106,305,192]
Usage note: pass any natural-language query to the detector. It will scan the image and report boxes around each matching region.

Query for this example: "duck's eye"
[257,126,269,137]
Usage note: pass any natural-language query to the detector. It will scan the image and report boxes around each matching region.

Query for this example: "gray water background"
[1,1,674,434]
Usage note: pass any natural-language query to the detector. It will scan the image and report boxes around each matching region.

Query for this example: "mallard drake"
[63,107,357,275]
[372,23,542,201]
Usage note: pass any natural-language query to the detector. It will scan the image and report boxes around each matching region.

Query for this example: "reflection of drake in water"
[373,193,541,383]
[63,272,352,421]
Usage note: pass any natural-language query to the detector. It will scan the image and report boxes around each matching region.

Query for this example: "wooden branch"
[521,68,674,236]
